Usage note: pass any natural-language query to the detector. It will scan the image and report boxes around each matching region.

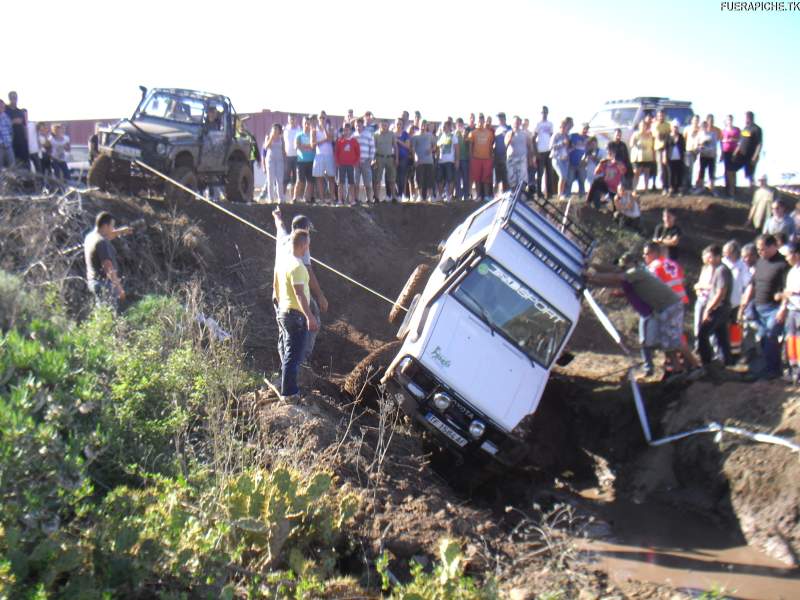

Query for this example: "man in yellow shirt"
[273,230,319,399]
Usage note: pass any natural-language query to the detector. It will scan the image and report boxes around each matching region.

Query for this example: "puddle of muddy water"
[578,489,800,600]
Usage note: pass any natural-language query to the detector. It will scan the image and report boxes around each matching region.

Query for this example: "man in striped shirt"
[354,118,375,204]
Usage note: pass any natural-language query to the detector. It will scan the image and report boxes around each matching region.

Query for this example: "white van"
[381,185,594,468]
[588,96,694,149]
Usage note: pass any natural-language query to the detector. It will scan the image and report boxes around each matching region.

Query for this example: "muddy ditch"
[3,184,799,595]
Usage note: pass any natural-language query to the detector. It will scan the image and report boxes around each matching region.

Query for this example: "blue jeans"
[456,159,470,200]
[753,303,782,376]
[567,163,586,195]
[277,310,308,396]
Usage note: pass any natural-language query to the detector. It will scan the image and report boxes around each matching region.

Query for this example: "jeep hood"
[115,119,197,141]
[419,296,546,432]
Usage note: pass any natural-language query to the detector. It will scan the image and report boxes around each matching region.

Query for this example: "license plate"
[425,413,467,447]
[111,144,141,159]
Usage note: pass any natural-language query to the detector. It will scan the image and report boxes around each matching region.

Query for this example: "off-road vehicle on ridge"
[588,96,694,150]
[88,87,254,202]
[380,184,595,470]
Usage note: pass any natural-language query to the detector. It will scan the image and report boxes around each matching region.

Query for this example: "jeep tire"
[165,166,198,205]
[343,340,402,404]
[388,264,430,324]
[225,160,254,203]
[87,155,112,190]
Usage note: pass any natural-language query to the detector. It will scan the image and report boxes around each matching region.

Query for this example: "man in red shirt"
[642,241,689,377]
[334,123,360,205]
[587,147,627,209]
[468,113,495,201]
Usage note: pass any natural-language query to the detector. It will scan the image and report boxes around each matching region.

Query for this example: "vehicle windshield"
[452,257,572,367]
[589,107,638,130]
[662,107,694,127]
[136,92,209,124]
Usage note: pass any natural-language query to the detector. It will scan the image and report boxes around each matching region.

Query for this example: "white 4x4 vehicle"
[381,185,594,468]
[588,96,694,149]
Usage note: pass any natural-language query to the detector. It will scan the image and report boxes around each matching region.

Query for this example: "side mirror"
[438,257,456,274]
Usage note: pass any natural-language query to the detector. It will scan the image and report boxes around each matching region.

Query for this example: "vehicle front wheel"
[165,166,198,205]
[343,340,402,404]
[225,160,254,202]
[87,155,111,190]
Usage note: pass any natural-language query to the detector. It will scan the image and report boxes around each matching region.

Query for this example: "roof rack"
[518,186,595,257]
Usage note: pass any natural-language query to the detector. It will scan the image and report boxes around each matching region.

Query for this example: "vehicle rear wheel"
[343,340,402,404]
[225,160,254,202]
[87,155,111,190]
[165,166,198,205]
[388,264,430,325]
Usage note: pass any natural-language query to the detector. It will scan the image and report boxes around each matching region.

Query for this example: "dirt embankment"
[3,184,799,592]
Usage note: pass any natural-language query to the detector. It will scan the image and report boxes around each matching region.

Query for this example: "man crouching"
[273,229,319,401]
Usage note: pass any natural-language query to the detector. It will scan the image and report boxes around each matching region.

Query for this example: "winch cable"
[134,160,406,312]
[584,288,800,455]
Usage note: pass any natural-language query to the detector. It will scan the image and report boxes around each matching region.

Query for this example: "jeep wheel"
[343,340,402,404]
[165,166,198,205]
[87,155,111,190]
[388,264,430,324]
[225,161,254,203]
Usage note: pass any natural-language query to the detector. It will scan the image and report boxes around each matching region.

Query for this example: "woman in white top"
[259,123,286,203]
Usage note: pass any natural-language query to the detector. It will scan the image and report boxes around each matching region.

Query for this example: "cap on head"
[292,214,315,232]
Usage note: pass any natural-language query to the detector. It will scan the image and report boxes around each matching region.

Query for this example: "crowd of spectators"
[253,107,763,208]
[0,91,73,179]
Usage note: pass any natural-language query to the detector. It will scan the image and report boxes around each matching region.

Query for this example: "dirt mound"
[626,380,800,565]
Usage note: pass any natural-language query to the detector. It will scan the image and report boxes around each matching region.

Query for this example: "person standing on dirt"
[721,115,741,197]
[738,235,789,380]
[260,124,286,203]
[283,115,302,199]
[312,112,337,203]
[588,256,703,380]
[723,240,749,358]
[505,116,530,190]
[665,121,685,197]
[607,128,632,187]
[747,175,774,231]
[776,243,800,384]
[273,229,319,400]
[733,111,763,188]
[652,208,682,262]
[354,118,376,204]
[294,116,316,203]
[84,211,133,309]
[468,114,495,202]
[6,92,29,168]
[334,123,360,206]
[373,120,398,202]
[273,209,328,363]
[696,245,733,367]
[493,112,510,194]
[533,106,554,199]
[411,122,436,202]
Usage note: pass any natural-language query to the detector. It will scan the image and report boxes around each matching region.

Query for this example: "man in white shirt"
[533,105,554,199]
[283,115,302,199]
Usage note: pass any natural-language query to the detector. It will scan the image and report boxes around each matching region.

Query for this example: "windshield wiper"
[458,289,497,337]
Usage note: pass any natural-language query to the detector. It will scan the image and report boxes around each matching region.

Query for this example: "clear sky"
[5,0,799,179]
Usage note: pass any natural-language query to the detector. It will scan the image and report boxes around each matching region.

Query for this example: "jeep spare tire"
[225,161,254,203]
[388,264,430,324]
[165,166,198,205]
[87,155,111,190]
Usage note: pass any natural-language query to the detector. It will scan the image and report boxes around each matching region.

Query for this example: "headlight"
[433,392,452,411]
[398,357,413,375]
[468,420,486,439]
[156,143,167,155]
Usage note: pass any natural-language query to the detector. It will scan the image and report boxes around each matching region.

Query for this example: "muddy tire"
[225,160,254,202]
[87,155,112,190]
[165,166,198,205]
[343,340,402,404]
[389,264,430,324]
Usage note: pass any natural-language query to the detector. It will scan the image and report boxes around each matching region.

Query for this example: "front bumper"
[385,357,527,468]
